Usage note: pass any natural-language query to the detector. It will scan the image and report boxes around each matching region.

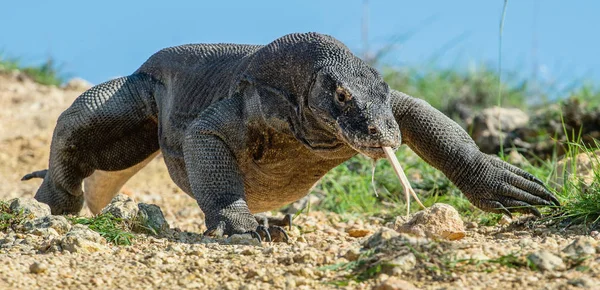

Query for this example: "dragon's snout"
[338,115,401,159]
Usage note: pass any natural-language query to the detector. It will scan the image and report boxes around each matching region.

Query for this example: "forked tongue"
[382,146,426,217]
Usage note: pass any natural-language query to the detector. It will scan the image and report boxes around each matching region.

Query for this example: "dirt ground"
[1,73,599,290]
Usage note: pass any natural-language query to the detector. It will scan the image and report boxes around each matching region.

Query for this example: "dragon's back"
[137,43,262,108]
[135,43,262,170]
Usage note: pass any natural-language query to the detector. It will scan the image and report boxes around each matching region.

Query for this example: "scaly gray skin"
[25,32,559,240]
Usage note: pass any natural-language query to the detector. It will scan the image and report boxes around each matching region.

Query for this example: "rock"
[344,248,361,261]
[24,215,71,235]
[394,203,465,240]
[102,194,138,220]
[245,268,265,279]
[518,238,534,248]
[29,262,47,274]
[562,236,597,258]
[527,250,565,271]
[60,224,108,253]
[32,227,59,238]
[9,197,50,219]
[383,253,417,275]
[225,234,261,246]
[498,215,512,226]
[134,203,169,235]
[375,277,420,290]
[465,221,478,229]
[553,150,600,189]
[364,227,400,249]
[62,78,93,91]
[297,268,314,278]
[567,277,595,288]
[523,98,600,160]
[471,106,529,154]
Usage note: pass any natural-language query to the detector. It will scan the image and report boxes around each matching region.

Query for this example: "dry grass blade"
[382,146,426,216]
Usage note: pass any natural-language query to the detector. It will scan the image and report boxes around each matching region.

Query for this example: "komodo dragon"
[23,32,559,241]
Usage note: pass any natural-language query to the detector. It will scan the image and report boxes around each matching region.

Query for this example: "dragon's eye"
[335,87,351,103]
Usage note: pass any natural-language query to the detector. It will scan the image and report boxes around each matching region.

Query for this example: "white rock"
[395,203,465,240]
[60,224,107,253]
[225,234,261,246]
[9,197,50,219]
[25,215,71,234]
[29,262,47,274]
[375,277,419,290]
[102,194,138,221]
[364,227,400,248]
[471,106,529,153]
[562,236,597,258]
[527,250,565,271]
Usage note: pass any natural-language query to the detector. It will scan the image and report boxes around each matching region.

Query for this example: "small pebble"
[465,221,478,229]
[375,277,419,290]
[347,228,371,238]
[29,262,47,274]
[498,215,512,226]
[344,248,361,261]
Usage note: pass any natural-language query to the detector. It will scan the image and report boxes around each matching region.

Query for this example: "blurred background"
[0,0,599,233]
[1,0,598,94]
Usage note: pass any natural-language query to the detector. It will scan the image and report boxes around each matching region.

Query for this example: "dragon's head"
[245,32,401,159]
[307,62,401,159]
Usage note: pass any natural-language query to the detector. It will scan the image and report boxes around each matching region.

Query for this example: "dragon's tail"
[21,169,48,181]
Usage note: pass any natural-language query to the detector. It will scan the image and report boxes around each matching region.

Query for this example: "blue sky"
[1,0,597,92]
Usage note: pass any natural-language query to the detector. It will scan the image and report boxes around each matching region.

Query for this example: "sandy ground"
[1,73,599,290]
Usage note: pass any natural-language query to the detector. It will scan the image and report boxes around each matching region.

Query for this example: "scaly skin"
[25,32,558,240]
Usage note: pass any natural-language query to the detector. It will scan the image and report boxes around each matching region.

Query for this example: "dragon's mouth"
[338,134,391,159]
[352,145,389,159]
[337,128,398,159]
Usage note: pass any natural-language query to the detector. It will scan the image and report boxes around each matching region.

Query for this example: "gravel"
[1,73,600,289]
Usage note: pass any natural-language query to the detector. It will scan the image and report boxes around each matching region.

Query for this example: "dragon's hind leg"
[31,74,160,215]
[84,151,159,214]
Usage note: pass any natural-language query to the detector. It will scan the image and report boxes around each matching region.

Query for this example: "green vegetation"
[442,251,532,273]
[569,84,600,109]
[0,201,31,231]
[69,213,135,246]
[384,65,528,118]
[542,140,600,228]
[0,53,64,86]
[314,144,504,225]
[319,248,380,286]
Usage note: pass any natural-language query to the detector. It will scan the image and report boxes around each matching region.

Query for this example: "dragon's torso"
[136,43,356,212]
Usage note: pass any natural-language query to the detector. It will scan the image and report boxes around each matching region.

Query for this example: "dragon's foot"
[254,213,293,230]
[203,213,292,243]
[254,214,292,243]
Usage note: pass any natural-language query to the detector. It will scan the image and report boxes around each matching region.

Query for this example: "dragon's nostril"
[368,125,378,135]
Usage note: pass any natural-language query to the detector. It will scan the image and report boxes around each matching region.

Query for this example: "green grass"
[569,84,600,109]
[1,199,137,245]
[0,53,64,86]
[541,140,600,228]
[69,213,135,246]
[313,121,599,230]
[0,201,31,231]
[313,146,500,225]
[319,248,380,286]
